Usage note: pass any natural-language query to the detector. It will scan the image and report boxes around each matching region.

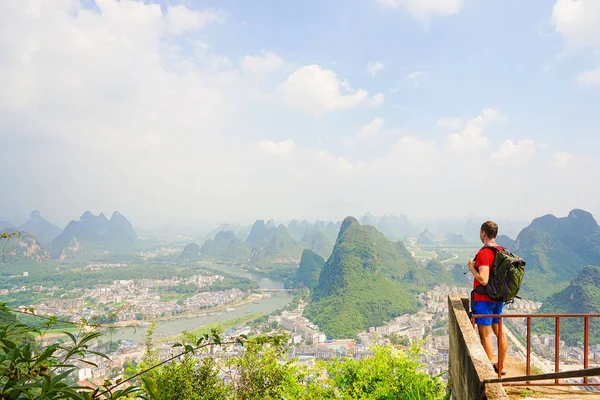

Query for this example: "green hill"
[201,231,250,263]
[177,243,201,262]
[294,249,325,289]
[515,209,600,300]
[304,217,418,338]
[534,266,600,345]
[362,225,419,281]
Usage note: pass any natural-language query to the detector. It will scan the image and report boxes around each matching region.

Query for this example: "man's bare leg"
[492,323,508,372]
[477,324,494,361]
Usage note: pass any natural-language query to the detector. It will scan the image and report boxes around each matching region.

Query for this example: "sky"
[1,0,600,229]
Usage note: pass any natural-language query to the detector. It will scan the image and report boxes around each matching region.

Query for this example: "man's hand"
[468,259,476,273]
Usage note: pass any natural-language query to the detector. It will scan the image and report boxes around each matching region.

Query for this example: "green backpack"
[474,245,526,304]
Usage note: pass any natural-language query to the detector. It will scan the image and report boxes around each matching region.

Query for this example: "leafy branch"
[0,231,20,263]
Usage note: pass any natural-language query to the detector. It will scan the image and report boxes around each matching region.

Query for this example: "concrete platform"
[494,356,600,399]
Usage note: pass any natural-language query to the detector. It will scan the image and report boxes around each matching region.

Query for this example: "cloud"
[345,117,385,147]
[551,0,600,49]
[258,139,296,156]
[279,64,376,115]
[359,117,385,140]
[405,71,427,87]
[437,117,463,129]
[241,50,285,73]
[553,151,575,168]
[577,66,600,86]
[367,61,384,76]
[370,92,386,106]
[491,139,537,166]
[447,108,501,152]
[0,0,599,225]
[165,5,224,35]
[379,0,462,21]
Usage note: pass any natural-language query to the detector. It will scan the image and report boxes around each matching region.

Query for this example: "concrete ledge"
[448,294,508,400]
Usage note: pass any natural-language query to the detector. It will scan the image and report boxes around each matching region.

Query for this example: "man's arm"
[468,259,490,285]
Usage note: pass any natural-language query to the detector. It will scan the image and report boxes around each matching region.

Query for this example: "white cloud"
[437,117,463,129]
[367,61,384,76]
[1,0,599,225]
[577,66,600,86]
[405,71,427,87]
[552,0,600,49]
[553,151,575,168]
[210,55,233,70]
[241,50,285,73]
[279,64,375,115]
[491,139,537,165]
[359,117,385,140]
[370,92,386,106]
[258,139,296,156]
[447,108,501,152]
[379,0,462,21]
[344,117,385,147]
[165,5,224,35]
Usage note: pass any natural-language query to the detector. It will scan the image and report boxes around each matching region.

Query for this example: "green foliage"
[143,357,228,400]
[306,217,418,338]
[323,345,447,399]
[0,305,139,399]
[1,231,21,263]
[1,304,448,400]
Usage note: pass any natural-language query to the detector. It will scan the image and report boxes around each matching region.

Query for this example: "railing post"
[498,316,504,379]
[526,316,531,384]
[584,316,589,384]
[555,316,560,384]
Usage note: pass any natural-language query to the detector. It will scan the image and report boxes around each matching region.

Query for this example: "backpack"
[473,245,526,304]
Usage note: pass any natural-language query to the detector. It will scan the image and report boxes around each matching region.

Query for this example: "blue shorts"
[473,301,504,326]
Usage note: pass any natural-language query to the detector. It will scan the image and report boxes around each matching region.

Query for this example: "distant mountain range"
[1,210,61,246]
[198,219,337,266]
[200,231,250,263]
[513,209,600,300]
[50,211,138,259]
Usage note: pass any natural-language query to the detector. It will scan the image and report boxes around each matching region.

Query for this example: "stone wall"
[448,294,508,400]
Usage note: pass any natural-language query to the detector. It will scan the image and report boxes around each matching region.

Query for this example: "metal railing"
[471,312,600,386]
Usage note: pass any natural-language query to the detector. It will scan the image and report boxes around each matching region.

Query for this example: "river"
[109,263,292,343]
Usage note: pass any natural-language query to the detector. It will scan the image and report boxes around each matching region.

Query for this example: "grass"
[162,312,264,341]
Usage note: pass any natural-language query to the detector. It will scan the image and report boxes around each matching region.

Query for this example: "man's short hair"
[481,221,498,239]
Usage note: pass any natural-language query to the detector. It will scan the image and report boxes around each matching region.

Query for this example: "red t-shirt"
[473,246,503,302]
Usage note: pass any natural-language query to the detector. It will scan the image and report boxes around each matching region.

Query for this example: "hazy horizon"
[2,0,599,228]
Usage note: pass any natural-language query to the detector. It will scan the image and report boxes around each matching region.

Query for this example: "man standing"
[468,221,508,375]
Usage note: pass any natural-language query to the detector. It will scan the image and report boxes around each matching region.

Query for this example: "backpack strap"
[473,244,498,263]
